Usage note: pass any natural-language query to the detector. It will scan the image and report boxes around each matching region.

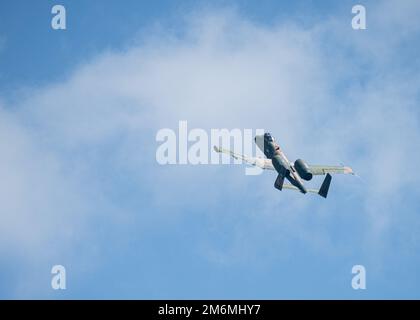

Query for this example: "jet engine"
[294,159,313,181]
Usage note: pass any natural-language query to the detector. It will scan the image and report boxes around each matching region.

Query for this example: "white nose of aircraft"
[255,133,274,153]
[254,134,265,152]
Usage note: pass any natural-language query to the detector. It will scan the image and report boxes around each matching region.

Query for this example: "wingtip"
[213,145,221,153]
[344,166,355,175]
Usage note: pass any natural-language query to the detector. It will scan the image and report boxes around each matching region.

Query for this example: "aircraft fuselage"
[255,133,307,194]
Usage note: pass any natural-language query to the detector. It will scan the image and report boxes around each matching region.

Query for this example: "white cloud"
[1,2,420,296]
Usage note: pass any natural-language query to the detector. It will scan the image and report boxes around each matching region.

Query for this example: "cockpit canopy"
[264,132,273,142]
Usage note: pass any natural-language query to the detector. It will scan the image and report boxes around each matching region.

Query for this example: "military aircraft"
[214,133,354,198]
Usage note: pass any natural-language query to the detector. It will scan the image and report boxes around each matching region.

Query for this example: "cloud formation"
[1,2,420,297]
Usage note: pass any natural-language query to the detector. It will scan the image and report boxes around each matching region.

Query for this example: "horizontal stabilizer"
[318,173,332,198]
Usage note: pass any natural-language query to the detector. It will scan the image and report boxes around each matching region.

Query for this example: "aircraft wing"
[213,146,274,170]
[307,164,354,176]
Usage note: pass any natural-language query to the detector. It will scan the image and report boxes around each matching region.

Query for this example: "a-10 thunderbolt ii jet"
[214,133,354,198]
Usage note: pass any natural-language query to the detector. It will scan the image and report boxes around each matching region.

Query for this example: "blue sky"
[0,0,420,299]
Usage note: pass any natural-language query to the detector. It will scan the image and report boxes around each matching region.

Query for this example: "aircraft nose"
[254,135,264,144]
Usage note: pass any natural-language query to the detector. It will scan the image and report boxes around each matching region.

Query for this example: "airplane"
[214,132,354,198]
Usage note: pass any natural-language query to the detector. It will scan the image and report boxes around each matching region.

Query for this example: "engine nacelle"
[294,159,313,181]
